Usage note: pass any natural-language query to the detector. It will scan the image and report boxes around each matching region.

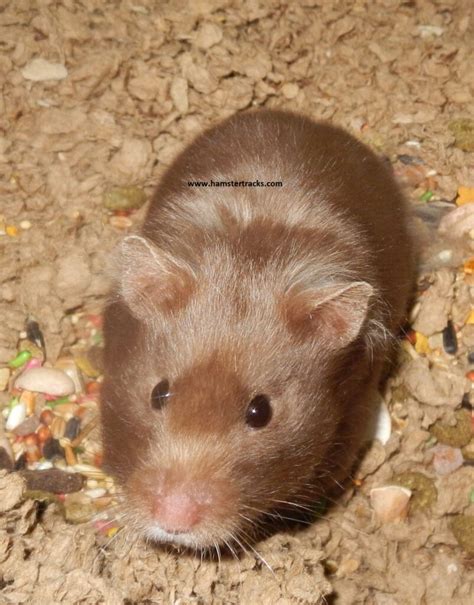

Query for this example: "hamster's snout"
[150,481,211,534]
[127,460,240,546]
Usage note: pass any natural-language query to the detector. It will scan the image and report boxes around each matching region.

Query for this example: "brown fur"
[101,109,415,548]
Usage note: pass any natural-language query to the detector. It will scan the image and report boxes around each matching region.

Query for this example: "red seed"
[467,370,474,382]
[94,452,103,468]
[87,314,103,328]
[86,381,101,395]
[40,409,54,425]
[25,446,41,464]
[37,424,51,444]
[24,433,39,446]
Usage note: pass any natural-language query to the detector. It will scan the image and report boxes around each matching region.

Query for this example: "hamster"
[101,109,415,550]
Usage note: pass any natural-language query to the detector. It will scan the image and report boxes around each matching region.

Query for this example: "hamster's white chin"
[144,524,202,548]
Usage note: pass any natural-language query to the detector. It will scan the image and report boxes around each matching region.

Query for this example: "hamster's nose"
[152,490,204,533]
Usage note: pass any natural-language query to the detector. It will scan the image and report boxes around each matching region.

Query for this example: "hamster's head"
[101,231,375,550]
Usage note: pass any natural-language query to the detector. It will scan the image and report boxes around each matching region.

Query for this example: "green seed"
[46,396,70,407]
[448,119,474,152]
[8,350,32,369]
[450,515,474,554]
[392,471,437,513]
[430,409,472,448]
[419,190,434,202]
[103,186,147,211]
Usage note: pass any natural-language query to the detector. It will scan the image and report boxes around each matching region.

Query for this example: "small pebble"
[5,402,26,431]
[15,367,75,396]
[12,414,40,436]
[468,350,474,364]
[19,220,32,230]
[370,485,412,523]
[442,320,458,355]
[432,444,464,475]
[20,468,84,493]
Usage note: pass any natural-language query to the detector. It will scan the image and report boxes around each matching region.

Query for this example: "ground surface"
[1,0,474,603]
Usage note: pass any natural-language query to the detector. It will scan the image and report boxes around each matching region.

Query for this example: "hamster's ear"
[112,235,196,320]
[282,281,373,348]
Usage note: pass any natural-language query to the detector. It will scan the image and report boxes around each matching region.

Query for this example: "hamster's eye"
[245,394,272,429]
[151,379,171,410]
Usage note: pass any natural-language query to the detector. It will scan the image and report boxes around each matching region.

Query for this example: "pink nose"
[152,491,202,533]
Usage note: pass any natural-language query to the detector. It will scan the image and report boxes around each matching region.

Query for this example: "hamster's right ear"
[111,235,197,320]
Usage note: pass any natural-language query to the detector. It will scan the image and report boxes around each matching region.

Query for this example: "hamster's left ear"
[111,235,197,320]
[281,280,374,348]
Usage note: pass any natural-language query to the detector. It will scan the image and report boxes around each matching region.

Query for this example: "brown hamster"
[101,109,415,550]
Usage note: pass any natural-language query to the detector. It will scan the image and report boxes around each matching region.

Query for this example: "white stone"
[21,58,68,82]
[15,367,75,396]
[365,391,392,445]
[370,485,412,523]
[36,460,54,470]
[5,402,26,431]
[85,488,107,499]
[54,357,84,394]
